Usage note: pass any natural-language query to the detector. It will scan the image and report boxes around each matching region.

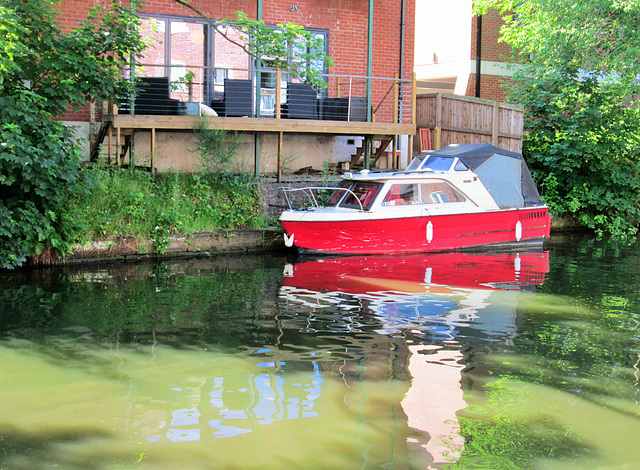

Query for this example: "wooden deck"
[108,114,415,136]
[95,114,416,174]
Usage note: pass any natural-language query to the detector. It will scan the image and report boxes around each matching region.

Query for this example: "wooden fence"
[415,93,524,153]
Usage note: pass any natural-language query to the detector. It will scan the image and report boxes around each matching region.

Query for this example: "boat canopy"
[423,143,543,208]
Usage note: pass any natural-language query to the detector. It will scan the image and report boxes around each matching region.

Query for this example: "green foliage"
[222,11,332,89]
[474,0,640,88]
[193,119,242,174]
[518,71,640,238]
[473,0,640,237]
[70,166,265,251]
[452,379,594,469]
[0,0,146,269]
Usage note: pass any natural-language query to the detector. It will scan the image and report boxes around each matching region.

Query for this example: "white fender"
[284,233,295,247]
[283,263,294,277]
[426,221,434,243]
[515,221,522,241]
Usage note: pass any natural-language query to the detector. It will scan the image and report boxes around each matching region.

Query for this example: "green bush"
[517,72,640,238]
[0,0,145,269]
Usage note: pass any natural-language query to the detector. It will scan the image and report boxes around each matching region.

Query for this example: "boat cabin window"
[420,181,467,204]
[382,184,419,205]
[382,181,467,206]
[454,160,469,171]
[326,180,381,210]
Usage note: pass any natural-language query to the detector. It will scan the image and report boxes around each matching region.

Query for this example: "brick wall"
[470,8,510,62]
[465,74,509,102]
[469,8,512,102]
[54,0,414,123]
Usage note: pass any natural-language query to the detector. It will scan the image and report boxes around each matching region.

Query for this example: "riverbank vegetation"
[475,0,640,238]
[0,0,147,269]
[69,167,265,255]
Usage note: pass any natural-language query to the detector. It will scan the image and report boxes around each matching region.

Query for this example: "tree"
[171,1,333,90]
[474,0,640,237]
[0,0,147,269]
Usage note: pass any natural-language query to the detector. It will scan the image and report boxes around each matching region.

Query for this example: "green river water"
[1,234,639,469]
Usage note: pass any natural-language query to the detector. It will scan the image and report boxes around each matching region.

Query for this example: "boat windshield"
[406,155,458,172]
[420,156,455,171]
[406,156,425,171]
[326,180,381,210]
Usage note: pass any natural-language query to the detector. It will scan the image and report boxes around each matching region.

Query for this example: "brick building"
[414,0,512,102]
[55,0,416,172]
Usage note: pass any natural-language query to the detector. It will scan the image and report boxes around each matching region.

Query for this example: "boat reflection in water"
[279,251,549,467]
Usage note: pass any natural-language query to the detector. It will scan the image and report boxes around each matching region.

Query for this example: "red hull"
[282,251,550,294]
[281,208,551,254]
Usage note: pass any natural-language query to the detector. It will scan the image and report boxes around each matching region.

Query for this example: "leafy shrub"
[516,71,640,238]
[0,0,145,269]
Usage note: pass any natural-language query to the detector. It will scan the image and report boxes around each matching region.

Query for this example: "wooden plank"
[492,102,499,147]
[437,124,521,140]
[418,92,524,111]
[111,115,415,136]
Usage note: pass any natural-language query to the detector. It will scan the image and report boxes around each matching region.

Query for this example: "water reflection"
[2,240,640,469]
[279,251,549,467]
[280,252,549,342]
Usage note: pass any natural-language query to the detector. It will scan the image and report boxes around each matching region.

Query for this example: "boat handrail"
[391,169,436,176]
[281,186,364,211]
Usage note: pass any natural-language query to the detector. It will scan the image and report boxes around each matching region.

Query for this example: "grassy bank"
[69,166,267,254]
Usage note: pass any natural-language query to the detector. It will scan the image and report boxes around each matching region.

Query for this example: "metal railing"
[282,187,365,211]
[114,64,415,125]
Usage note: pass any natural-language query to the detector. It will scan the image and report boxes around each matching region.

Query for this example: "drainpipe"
[254,0,263,177]
[129,0,137,169]
[398,0,405,122]
[475,14,482,98]
[397,0,406,168]
[365,0,374,169]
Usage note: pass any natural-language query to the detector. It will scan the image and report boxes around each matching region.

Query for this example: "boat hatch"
[406,155,469,172]
[326,180,382,210]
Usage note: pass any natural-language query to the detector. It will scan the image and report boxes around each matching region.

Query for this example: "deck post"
[364,136,371,169]
[116,127,121,167]
[492,102,499,146]
[254,134,260,177]
[277,131,283,183]
[434,92,443,150]
[150,128,156,172]
[108,124,113,165]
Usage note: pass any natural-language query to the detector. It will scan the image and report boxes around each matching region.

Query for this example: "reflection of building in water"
[135,361,323,443]
[402,345,466,468]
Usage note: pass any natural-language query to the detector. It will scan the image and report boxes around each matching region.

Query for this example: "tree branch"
[170,0,256,60]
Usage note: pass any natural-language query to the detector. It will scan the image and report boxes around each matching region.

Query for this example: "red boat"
[279,143,551,254]
[281,251,550,294]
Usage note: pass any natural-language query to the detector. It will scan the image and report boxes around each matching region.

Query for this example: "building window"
[136,14,328,104]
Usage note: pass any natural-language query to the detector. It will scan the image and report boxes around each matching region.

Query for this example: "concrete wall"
[128,131,363,174]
